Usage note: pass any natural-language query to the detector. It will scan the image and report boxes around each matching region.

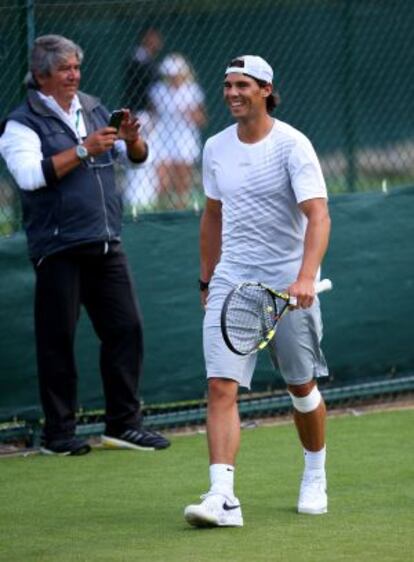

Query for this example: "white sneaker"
[184,492,243,527]
[298,470,328,515]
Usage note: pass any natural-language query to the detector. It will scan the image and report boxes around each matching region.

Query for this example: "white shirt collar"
[37,91,86,139]
[37,91,80,116]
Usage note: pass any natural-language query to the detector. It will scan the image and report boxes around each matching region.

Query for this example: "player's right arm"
[200,197,222,307]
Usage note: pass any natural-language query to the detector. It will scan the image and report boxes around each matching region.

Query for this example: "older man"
[0,35,170,455]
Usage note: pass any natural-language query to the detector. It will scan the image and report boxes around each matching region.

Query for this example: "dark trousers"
[33,242,143,440]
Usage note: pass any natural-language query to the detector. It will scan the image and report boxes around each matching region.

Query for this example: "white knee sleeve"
[289,386,322,413]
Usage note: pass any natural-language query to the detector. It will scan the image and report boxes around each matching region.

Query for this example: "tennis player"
[184,55,331,527]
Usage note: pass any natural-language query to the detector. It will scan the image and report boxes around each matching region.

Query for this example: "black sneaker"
[40,436,91,456]
[101,428,170,451]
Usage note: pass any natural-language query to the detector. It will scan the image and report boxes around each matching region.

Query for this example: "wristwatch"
[75,144,89,160]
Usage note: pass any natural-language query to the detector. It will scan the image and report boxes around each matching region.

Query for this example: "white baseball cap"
[225,55,273,83]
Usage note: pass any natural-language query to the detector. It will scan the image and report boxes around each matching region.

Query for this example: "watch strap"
[198,279,210,291]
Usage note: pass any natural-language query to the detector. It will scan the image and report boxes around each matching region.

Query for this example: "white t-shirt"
[203,119,327,289]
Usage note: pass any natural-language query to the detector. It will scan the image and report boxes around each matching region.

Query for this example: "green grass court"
[0,408,413,562]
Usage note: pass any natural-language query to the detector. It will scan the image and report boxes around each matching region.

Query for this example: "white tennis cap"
[225,55,273,83]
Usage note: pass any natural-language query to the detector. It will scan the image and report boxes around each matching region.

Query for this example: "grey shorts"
[203,277,328,388]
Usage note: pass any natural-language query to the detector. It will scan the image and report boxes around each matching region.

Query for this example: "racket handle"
[315,278,333,294]
[288,278,332,305]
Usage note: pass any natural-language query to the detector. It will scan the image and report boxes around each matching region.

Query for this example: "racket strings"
[224,286,279,354]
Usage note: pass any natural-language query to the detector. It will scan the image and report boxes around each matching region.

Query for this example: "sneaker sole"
[39,445,91,456]
[184,507,243,528]
[40,447,72,456]
[298,505,328,515]
[101,435,156,451]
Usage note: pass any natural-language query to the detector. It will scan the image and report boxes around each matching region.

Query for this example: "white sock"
[304,446,326,473]
[209,463,235,496]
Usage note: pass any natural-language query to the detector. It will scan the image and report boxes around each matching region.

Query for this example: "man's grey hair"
[26,34,83,89]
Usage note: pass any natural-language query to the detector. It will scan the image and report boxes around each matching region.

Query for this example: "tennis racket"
[220,278,332,356]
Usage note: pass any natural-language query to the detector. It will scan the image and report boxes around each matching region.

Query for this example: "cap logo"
[227,59,244,69]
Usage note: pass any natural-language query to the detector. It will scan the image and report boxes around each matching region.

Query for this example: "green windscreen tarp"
[0,188,413,421]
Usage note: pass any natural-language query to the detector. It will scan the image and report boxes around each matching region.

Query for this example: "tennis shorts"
[203,276,328,388]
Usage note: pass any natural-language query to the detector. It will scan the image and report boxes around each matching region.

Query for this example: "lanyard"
[75,109,83,140]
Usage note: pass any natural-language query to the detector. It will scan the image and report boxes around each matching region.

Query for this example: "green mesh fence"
[0,0,413,233]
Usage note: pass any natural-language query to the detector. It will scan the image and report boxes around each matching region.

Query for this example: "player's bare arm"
[200,197,222,306]
[289,197,331,308]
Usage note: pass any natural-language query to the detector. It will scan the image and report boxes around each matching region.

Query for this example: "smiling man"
[184,55,331,527]
[0,35,170,455]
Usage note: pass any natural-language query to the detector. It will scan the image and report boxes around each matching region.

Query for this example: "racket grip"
[315,278,333,294]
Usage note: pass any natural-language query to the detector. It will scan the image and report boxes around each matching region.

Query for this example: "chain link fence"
[0,0,413,235]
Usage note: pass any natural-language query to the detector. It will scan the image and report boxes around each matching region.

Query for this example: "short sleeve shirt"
[202,119,327,289]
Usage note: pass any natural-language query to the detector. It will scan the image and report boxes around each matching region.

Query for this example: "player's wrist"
[198,278,210,291]
[297,273,316,283]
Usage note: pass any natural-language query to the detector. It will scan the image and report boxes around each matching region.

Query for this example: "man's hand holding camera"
[82,128,118,157]
[110,108,148,163]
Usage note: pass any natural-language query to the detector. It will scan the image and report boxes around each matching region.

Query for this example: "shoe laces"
[196,492,227,513]
[200,491,227,502]
[200,491,238,508]
[302,469,326,484]
[300,472,327,499]
[200,491,217,500]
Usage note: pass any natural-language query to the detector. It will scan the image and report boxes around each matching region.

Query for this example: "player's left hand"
[287,277,315,309]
